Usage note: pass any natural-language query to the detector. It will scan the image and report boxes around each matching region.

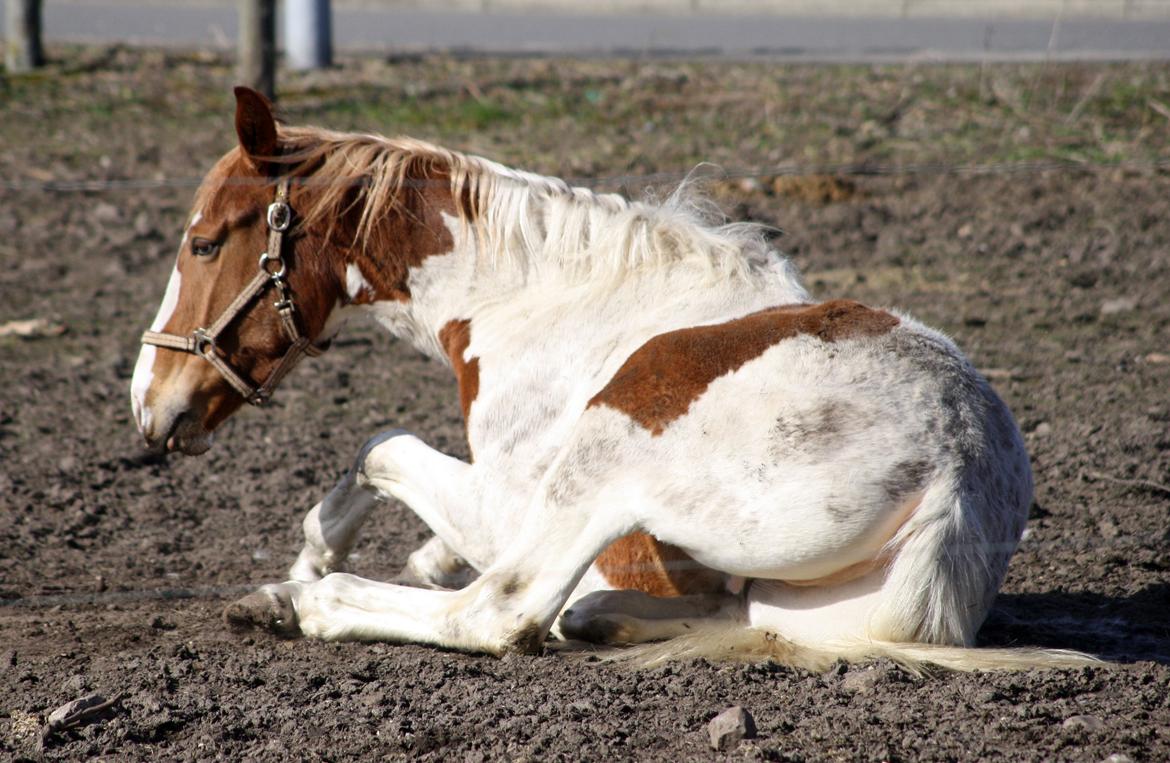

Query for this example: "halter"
[141,178,323,406]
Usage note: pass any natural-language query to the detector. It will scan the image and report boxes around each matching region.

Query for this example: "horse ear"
[233,86,278,170]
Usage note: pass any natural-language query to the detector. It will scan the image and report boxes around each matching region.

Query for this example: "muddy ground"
[1,49,1169,760]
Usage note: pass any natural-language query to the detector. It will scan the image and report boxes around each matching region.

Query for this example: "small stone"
[0,318,67,339]
[63,674,89,695]
[736,177,763,194]
[1146,353,1170,365]
[93,202,120,224]
[134,211,156,239]
[707,705,757,751]
[841,666,886,694]
[1032,422,1052,438]
[957,223,974,239]
[46,693,109,727]
[1100,754,1134,763]
[1100,297,1137,316]
[1062,714,1104,732]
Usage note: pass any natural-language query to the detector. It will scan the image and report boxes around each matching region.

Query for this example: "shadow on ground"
[983,584,1170,663]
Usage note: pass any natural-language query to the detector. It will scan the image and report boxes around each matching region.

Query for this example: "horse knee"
[353,429,414,483]
[402,537,476,590]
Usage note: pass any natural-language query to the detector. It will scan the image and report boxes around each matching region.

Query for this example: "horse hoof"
[558,609,634,645]
[223,588,300,638]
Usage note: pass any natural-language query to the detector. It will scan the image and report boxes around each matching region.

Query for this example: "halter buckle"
[267,199,291,232]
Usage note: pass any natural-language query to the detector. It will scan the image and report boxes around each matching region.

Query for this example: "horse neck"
[347,167,809,375]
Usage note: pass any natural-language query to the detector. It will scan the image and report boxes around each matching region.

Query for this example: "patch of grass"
[2,51,1168,191]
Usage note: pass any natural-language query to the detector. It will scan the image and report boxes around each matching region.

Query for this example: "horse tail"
[838,363,1036,653]
[602,626,1101,673]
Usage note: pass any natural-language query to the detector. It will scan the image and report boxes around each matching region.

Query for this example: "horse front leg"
[285,430,479,586]
[227,430,481,633]
[227,431,632,653]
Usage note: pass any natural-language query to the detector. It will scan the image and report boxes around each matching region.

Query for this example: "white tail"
[602,625,1103,674]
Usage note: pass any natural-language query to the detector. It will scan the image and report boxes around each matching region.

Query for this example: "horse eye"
[190,237,220,258]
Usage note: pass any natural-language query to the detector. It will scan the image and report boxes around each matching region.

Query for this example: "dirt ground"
[1,48,1169,760]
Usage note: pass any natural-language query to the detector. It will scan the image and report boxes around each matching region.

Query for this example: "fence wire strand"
[2,157,1168,194]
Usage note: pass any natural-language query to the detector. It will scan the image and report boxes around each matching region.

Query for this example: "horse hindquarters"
[591,318,1034,653]
[747,377,1033,650]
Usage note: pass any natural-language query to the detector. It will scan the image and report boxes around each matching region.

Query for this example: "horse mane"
[274,124,788,289]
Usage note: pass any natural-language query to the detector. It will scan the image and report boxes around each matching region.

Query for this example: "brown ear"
[234,86,278,169]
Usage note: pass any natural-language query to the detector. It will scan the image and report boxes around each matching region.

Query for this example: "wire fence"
[3,157,1168,195]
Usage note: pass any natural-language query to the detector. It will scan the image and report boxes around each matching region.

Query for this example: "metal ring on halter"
[259,251,287,280]
[267,199,291,231]
[193,329,217,358]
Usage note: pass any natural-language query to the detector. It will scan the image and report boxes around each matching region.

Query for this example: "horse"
[130,87,1094,671]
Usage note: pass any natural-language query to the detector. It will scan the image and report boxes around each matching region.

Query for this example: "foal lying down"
[130,87,1094,671]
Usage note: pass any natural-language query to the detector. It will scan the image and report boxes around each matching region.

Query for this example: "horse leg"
[287,430,476,587]
[227,428,637,653]
[558,588,744,644]
[397,536,476,590]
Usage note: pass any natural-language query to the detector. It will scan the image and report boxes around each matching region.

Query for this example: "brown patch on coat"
[595,532,725,597]
[313,167,458,303]
[439,319,480,422]
[588,300,900,436]
[266,126,487,306]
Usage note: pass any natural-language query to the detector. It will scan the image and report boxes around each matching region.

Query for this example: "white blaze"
[131,211,202,434]
[180,211,202,248]
[131,265,183,435]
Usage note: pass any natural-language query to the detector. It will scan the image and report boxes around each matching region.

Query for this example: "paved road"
[9,2,1170,61]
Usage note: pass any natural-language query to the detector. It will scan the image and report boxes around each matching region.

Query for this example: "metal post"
[5,0,45,72]
[285,0,332,71]
[238,0,277,100]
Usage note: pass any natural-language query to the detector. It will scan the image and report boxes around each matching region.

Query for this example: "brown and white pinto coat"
[131,88,1090,670]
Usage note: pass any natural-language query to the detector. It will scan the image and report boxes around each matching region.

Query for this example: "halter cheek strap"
[141,178,324,406]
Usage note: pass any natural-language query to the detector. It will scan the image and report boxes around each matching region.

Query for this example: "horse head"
[130,87,342,455]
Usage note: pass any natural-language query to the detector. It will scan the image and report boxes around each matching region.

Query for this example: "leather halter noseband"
[141,178,323,406]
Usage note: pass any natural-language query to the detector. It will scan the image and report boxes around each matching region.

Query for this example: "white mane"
[468,156,790,291]
[280,126,802,295]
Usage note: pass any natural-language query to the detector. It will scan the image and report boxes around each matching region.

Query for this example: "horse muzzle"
[141,406,215,456]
